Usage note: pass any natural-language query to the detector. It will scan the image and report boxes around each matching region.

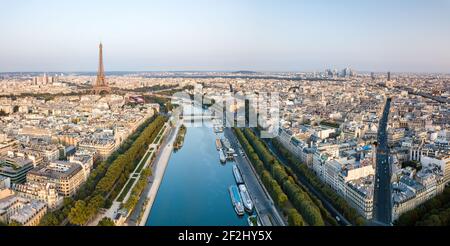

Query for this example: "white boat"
[219,150,226,163]
[239,184,254,213]
[215,138,222,150]
[229,186,245,216]
[232,164,244,184]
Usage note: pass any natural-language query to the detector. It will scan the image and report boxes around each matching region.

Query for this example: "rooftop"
[347,175,374,198]
[28,161,82,179]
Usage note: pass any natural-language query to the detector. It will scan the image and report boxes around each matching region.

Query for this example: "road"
[261,137,352,226]
[373,97,392,225]
[224,128,286,226]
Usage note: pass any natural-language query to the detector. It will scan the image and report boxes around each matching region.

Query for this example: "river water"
[146,126,249,226]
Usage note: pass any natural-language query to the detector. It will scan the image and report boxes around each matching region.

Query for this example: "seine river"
[146,126,249,226]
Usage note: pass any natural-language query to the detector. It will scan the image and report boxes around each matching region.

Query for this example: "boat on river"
[219,149,226,163]
[239,184,254,213]
[232,164,244,185]
[229,185,245,216]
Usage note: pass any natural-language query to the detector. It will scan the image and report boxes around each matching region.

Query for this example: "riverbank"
[138,122,181,226]
[88,118,168,226]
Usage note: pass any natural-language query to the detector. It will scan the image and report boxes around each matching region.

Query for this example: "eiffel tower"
[93,43,111,95]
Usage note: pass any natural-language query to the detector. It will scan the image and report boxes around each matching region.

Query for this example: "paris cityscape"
[0,0,449,232]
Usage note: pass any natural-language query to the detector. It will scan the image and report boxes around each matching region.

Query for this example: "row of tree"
[239,128,326,226]
[97,217,115,226]
[95,116,166,197]
[233,128,303,226]
[127,84,179,93]
[396,186,450,226]
[68,115,166,225]
[38,197,75,226]
[123,167,152,212]
[271,139,366,226]
[75,114,160,202]
[283,164,338,226]
[3,91,91,102]
[143,96,172,114]
[68,195,105,226]
[38,114,166,226]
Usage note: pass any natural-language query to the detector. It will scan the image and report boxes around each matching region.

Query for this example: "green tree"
[68,200,90,226]
[287,209,305,226]
[420,215,442,226]
[87,195,105,217]
[9,221,22,226]
[396,187,450,226]
[355,217,366,226]
[39,212,60,226]
[98,217,115,226]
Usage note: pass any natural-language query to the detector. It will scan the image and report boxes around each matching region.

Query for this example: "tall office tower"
[333,68,338,77]
[349,68,355,77]
[44,73,49,84]
[387,71,391,81]
[371,72,375,80]
[373,97,393,225]
[326,69,333,78]
[93,43,111,95]
[341,68,347,78]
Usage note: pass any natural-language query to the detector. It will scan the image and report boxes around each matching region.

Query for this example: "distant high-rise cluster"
[325,67,355,78]
[32,74,56,85]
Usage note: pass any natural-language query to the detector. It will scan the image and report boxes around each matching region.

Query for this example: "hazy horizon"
[1,0,449,73]
[0,69,449,75]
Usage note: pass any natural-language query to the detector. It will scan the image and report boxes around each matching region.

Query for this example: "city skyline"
[1,0,450,238]
[1,0,449,73]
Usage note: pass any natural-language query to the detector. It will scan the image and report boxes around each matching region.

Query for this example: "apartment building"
[27,161,84,197]
[0,195,47,226]
[0,155,34,184]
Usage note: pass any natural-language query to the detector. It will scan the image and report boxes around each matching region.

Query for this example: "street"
[262,137,352,226]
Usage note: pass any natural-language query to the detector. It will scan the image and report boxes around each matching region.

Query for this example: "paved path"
[91,124,169,226]
[135,122,180,226]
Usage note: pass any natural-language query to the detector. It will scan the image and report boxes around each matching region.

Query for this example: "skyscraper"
[93,43,111,95]
[373,97,392,225]
[387,72,391,81]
